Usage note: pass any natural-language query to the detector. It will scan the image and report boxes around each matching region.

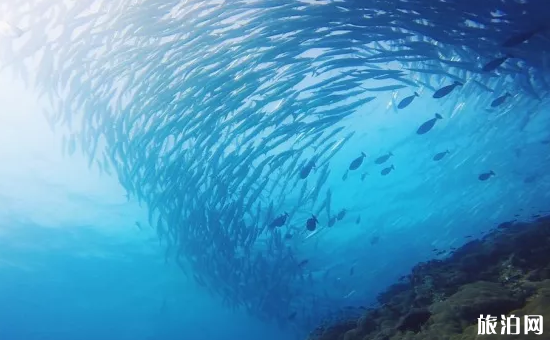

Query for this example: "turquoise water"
[1,1,550,339]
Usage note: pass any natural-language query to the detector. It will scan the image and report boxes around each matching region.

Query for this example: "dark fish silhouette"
[342,170,348,181]
[361,172,368,181]
[381,165,394,176]
[482,55,511,72]
[478,171,495,181]
[349,152,366,170]
[397,92,419,109]
[269,212,288,228]
[497,220,515,229]
[433,81,462,99]
[502,26,546,48]
[417,113,443,135]
[336,209,346,221]
[490,93,511,107]
[433,150,449,161]
[375,152,393,164]
[299,160,315,179]
[328,216,336,227]
[306,215,318,231]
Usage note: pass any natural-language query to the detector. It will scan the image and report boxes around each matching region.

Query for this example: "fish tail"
[435,113,443,119]
[414,92,419,97]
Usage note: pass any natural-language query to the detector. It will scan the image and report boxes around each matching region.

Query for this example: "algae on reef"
[308,216,550,340]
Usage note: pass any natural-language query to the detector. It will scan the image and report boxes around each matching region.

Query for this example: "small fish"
[306,215,318,231]
[370,235,379,245]
[361,172,368,181]
[298,259,309,267]
[374,152,393,164]
[482,55,511,72]
[300,160,315,179]
[0,21,24,38]
[502,26,546,48]
[523,174,538,184]
[328,216,336,227]
[490,93,511,108]
[397,92,419,109]
[355,216,361,224]
[336,209,346,221]
[342,170,349,181]
[349,152,366,170]
[433,150,449,161]
[417,113,443,135]
[497,221,515,229]
[381,165,395,176]
[269,212,289,228]
[478,171,495,181]
[433,81,462,99]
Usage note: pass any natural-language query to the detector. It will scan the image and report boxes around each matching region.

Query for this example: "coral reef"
[307,216,550,340]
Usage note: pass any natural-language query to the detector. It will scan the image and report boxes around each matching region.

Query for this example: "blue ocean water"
[0,79,291,340]
[0,1,549,339]
[1,63,548,340]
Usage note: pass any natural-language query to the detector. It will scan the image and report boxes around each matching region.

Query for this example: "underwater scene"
[0,0,549,339]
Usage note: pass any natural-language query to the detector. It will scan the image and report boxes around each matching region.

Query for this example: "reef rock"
[307,216,550,340]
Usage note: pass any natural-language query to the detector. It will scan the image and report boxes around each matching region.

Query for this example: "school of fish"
[1,0,550,337]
